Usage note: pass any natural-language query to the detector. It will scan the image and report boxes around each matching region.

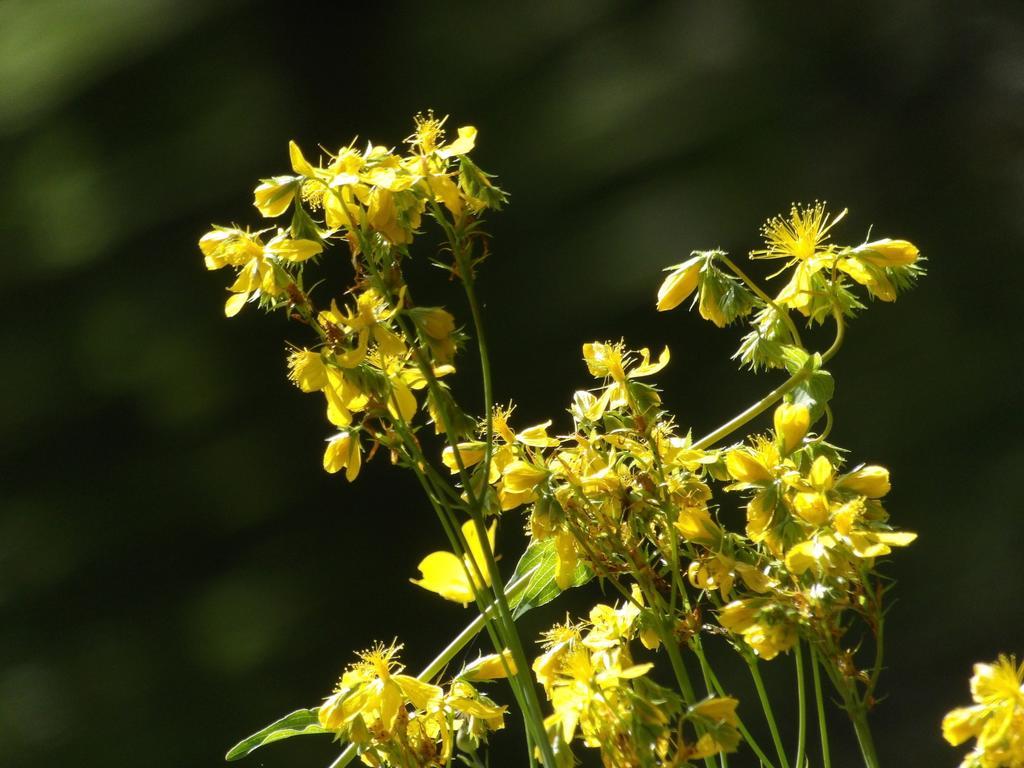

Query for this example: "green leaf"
[789,368,835,424]
[508,537,593,619]
[225,708,328,761]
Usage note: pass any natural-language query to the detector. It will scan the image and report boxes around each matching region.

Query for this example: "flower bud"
[441,442,487,473]
[773,402,810,454]
[460,650,515,681]
[853,238,919,267]
[253,176,298,217]
[839,465,891,498]
[656,259,700,311]
[410,307,456,340]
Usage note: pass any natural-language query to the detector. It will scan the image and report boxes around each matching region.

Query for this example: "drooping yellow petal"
[224,291,249,317]
[412,551,475,605]
[387,379,418,422]
[289,140,317,177]
[463,519,496,582]
[393,675,443,709]
[439,125,477,158]
[631,346,670,377]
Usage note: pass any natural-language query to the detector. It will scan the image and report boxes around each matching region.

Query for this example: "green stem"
[693,305,845,450]
[442,206,556,768]
[692,366,810,450]
[810,648,832,768]
[794,643,807,768]
[850,708,880,768]
[747,656,791,768]
[661,622,697,703]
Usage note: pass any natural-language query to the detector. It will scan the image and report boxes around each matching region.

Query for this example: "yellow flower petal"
[411,551,475,605]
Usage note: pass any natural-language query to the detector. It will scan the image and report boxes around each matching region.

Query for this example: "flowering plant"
[198,114,1016,767]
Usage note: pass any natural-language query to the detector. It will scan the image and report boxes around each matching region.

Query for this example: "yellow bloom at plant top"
[412,519,497,606]
[944,655,1024,768]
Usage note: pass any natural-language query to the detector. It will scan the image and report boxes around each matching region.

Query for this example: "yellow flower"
[411,519,497,606]
[286,348,328,393]
[752,202,847,263]
[318,641,442,738]
[674,504,721,546]
[718,599,796,661]
[943,655,1024,767]
[582,341,669,384]
[199,227,322,316]
[445,679,506,733]
[656,256,701,311]
[323,430,362,481]
[501,460,549,494]
[688,555,737,600]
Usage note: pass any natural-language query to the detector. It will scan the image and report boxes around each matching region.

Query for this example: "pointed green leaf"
[789,368,835,424]
[225,708,327,761]
[509,537,593,619]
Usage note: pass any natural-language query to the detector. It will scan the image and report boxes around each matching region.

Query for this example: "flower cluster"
[200,113,506,486]
[533,596,739,767]
[318,642,507,768]
[944,655,1024,768]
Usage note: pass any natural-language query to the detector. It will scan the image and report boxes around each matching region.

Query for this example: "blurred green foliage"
[2,1,1023,767]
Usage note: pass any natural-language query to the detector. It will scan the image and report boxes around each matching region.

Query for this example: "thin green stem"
[747,656,791,768]
[693,305,845,450]
[821,309,845,365]
[810,648,832,768]
[794,643,807,768]
[692,367,810,450]
[437,204,556,768]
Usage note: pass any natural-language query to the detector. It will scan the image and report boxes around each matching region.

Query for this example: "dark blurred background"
[3,1,1023,766]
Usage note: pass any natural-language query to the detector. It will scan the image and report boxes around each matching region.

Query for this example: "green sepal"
[290,200,326,246]
[225,708,327,761]
[509,537,594,619]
